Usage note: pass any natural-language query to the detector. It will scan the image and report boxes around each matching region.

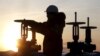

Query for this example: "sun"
[2,21,44,52]
[3,38,18,52]
[2,22,20,52]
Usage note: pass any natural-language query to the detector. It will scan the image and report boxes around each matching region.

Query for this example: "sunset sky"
[0,0,100,53]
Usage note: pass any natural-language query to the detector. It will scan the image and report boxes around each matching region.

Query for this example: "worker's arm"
[24,20,49,35]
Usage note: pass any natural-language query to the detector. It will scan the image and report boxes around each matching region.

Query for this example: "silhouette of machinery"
[80,17,97,52]
[65,12,97,56]
[15,19,41,56]
[66,12,85,55]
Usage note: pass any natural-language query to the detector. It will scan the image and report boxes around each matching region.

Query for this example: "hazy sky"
[0,0,100,53]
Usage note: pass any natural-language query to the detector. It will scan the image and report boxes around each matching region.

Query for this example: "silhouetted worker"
[23,5,66,56]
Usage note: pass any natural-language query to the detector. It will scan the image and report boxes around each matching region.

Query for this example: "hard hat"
[46,5,58,13]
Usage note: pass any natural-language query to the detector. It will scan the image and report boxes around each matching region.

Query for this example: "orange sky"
[0,0,100,53]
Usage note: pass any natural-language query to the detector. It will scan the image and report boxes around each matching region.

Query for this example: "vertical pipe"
[77,25,79,40]
[21,23,22,38]
[86,29,91,44]
[23,24,25,38]
[73,25,74,40]
[75,12,77,22]
[31,29,36,45]
[87,17,89,27]
[25,26,26,38]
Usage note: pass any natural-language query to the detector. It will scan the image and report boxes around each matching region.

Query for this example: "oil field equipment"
[15,19,41,56]
[80,17,97,52]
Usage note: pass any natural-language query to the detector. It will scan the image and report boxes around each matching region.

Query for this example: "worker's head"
[46,5,58,13]
[46,5,58,21]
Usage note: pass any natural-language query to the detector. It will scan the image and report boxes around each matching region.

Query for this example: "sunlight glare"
[2,21,44,52]
[2,22,20,52]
